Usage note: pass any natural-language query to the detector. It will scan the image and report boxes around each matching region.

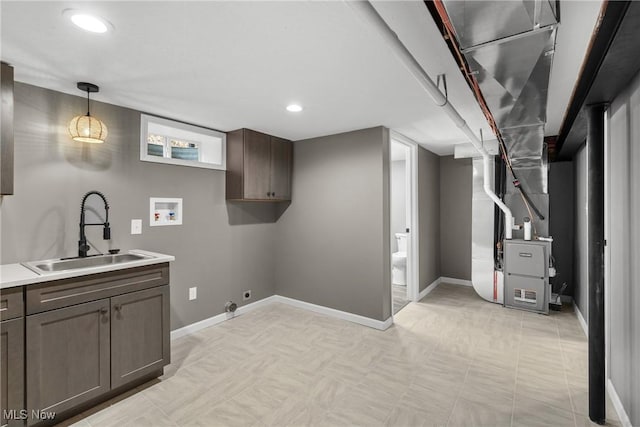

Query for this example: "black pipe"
[587,103,606,425]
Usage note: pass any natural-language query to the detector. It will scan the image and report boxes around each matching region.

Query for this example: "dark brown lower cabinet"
[19,264,170,426]
[1,317,24,427]
[111,286,170,389]
[26,299,110,426]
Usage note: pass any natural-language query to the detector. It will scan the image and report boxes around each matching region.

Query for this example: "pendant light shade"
[69,82,108,144]
[69,114,108,143]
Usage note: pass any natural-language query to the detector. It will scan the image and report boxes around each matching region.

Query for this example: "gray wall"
[274,127,391,321]
[438,156,472,280]
[390,160,407,249]
[418,147,440,291]
[549,161,575,296]
[1,83,278,330]
[573,144,589,319]
[607,70,640,426]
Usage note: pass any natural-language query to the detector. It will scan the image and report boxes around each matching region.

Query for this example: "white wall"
[606,69,640,426]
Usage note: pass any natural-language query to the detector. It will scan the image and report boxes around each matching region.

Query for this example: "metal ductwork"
[345,0,514,241]
[440,0,558,302]
[443,0,558,196]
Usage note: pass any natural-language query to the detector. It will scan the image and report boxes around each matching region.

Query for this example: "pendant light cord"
[86,90,91,116]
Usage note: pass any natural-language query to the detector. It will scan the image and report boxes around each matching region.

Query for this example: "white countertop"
[0,250,174,290]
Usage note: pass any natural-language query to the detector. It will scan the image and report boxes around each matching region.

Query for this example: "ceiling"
[558,1,640,159]
[545,0,603,136]
[1,1,601,156]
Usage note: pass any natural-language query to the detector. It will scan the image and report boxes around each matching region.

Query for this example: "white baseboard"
[440,276,473,287]
[273,295,393,331]
[573,301,588,338]
[170,295,277,340]
[171,294,392,340]
[607,379,633,427]
[418,277,441,301]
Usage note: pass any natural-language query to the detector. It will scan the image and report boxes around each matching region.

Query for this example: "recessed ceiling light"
[286,104,303,113]
[63,9,112,33]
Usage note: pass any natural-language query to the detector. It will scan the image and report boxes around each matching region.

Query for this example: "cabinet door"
[27,299,110,425]
[243,130,271,199]
[270,136,292,200]
[111,286,170,389]
[1,62,14,196]
[1,318,24,427]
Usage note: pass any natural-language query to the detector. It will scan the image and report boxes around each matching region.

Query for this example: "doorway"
[390,132,418,315]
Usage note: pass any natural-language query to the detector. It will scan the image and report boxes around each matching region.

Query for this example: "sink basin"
[22,253,152,275]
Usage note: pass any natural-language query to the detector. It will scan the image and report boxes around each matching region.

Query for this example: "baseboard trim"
[607,379,633,427]
[170,295,277,340]
[273,295,393,331]
[418,278,441,301]
[171,294,392,339]
[440,277,473,287]
[573,301,588,338]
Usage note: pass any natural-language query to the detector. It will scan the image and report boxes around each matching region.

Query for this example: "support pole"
[587,103,606,425]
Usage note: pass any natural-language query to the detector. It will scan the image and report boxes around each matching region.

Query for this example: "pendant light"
[68,82,108,143]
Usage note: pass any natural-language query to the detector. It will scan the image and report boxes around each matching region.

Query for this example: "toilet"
[392,233,407,286]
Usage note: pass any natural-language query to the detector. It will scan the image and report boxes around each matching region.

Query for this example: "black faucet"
[79,191,111,257]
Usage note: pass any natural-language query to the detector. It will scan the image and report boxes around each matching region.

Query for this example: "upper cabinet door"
[270,136,292,200]
[225,128,293,202]
[1,62,14,196]
[243,130,271,200]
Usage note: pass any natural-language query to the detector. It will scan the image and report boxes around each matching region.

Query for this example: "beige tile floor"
[61,283,621,427]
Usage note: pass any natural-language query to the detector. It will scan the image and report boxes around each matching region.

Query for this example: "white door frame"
[390,131,420,304]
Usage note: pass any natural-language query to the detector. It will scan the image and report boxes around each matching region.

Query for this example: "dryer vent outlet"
[225,301,237,313]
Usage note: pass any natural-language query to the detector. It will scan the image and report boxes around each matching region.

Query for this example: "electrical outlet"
[131,219,142,235]
[243,290,252,301]
[189,287,197,301]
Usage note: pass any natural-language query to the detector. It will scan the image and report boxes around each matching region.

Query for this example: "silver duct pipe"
[346,0,513,239]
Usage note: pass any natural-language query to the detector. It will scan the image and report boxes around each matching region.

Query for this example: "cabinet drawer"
[0,287,23,321]
[26,263,169,314]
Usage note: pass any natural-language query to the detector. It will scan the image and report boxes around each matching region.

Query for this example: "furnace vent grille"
[514,288,537,304]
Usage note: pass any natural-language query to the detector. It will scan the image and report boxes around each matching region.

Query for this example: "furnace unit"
[504,239,551,314]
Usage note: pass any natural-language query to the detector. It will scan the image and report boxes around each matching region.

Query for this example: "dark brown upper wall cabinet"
[226,129,292,201]
[1,62,14,195]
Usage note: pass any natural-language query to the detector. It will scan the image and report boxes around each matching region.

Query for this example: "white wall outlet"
[243,290,252,301]
[189,287,197,301]
[131,219,142,235]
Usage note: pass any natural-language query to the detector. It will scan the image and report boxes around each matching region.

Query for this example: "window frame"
[140,114,226,170]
